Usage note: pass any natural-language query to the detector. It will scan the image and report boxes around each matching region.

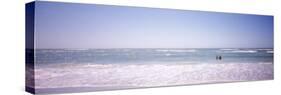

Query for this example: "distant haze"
[35,1,273,49]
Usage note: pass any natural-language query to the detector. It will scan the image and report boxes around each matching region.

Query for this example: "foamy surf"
[33,62,273,89]
[30,48,274,92]
[231,50,257,53]
[267,51,274,53]
[156,49,197,52]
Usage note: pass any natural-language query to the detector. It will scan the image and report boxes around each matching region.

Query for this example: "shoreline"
[30,63,273,90]
[30,79,273,94]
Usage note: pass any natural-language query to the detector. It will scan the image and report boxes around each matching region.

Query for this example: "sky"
[35,1,273,49]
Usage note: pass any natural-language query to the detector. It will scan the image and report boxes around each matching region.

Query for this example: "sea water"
[35,48,273,65]
[30,48,273,93]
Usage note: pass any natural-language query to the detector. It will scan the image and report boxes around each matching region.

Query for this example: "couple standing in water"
[216,55,222,60]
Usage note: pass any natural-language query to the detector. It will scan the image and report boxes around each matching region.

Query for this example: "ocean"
[35,48,273,65]
[29,48,274,93]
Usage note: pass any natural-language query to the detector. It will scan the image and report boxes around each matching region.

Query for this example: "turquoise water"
[35,48,273,65]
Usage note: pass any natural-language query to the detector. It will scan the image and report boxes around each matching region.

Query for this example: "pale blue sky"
[35,1,273,49]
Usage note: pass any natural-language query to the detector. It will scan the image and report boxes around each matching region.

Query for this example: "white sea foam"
[33,63,273,89]
[220,49,274,53]
[231,50,257,53]
[267,51,274,53]
[64,48,90,51]
[165,53,172,56]
[220,49,239,51]
[257,49,273,51]
[219,49,258,53]
[156,49,196,53]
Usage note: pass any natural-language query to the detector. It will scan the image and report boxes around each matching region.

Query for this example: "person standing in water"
[216,55,222,60]
[216,56,218,60]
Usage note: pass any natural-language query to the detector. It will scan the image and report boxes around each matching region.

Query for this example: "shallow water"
[29,48,274,92]
[33,63,273,89]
